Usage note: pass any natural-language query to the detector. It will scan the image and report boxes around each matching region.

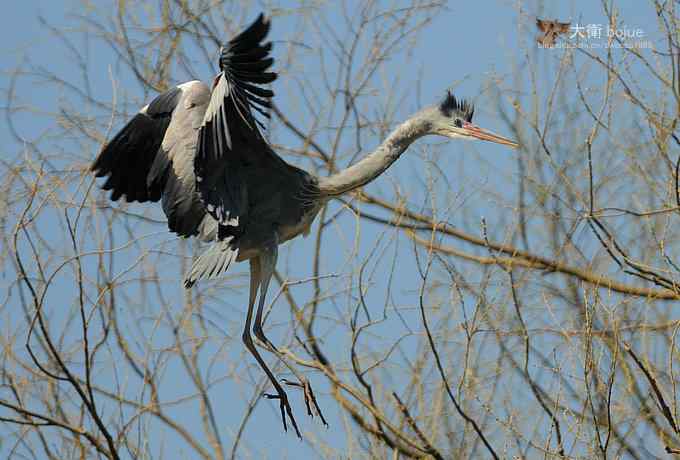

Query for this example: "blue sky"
[1,1,668,459]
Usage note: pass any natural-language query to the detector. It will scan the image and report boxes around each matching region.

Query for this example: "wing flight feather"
[91,86,182,203]
[195,14,278,227]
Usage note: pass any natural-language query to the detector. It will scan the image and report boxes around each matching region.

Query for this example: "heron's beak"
[462,122,518,148]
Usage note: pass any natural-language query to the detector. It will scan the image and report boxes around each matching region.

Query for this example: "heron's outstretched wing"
[92,81,216,239]
[185,14,303,287]
[195,13,282,228]
[91,86,182,203]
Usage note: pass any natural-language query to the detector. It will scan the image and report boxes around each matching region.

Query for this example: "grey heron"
[91,13,518,436]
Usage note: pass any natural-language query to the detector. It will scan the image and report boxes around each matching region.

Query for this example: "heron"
[91,13,518,436]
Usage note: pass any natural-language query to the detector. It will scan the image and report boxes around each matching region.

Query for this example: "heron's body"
[168,80,323,260]
[94,76,323,266]
[91,13,517,436]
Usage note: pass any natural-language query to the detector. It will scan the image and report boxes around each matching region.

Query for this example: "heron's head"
[430,91,518,148]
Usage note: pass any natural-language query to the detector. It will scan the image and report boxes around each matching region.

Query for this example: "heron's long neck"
[317,115,430,197]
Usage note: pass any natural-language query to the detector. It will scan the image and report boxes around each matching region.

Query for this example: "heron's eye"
[454,118,463,128]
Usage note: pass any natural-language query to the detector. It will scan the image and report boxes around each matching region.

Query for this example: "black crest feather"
[439,91,474,122]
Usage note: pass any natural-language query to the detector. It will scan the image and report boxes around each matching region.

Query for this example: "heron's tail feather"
[184,238,238,288]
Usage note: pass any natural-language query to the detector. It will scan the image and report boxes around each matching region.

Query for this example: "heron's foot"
[282,378,328,427]
[263,385,301,438]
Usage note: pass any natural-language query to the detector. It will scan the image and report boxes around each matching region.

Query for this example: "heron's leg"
[243,257,300,437]
[253,242,328,426]
[253,241,278,350]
